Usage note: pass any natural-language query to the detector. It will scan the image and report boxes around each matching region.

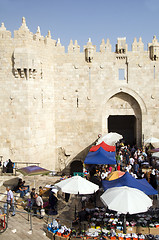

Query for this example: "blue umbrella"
[102,172,158,195]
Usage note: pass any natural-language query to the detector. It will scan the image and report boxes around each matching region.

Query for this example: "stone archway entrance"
[104,92,142,146]
[108,115,136,146]
[70,160,83,175]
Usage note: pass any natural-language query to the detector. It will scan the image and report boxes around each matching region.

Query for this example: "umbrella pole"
[74,194,78,220]
[34,176,35,188]
[123,214,127,234]
[74,203,76,220]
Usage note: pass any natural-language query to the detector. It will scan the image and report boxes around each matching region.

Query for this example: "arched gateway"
[103,87,147,147]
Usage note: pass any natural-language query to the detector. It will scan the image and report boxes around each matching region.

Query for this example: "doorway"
[70,160,83,175]
[108,115,136,146]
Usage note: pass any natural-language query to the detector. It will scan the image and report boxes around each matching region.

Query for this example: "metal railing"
[0,162,40,176]
[0,192,72,232]
[14,162,40,168]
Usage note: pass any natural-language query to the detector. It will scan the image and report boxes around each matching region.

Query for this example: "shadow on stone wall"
[61,139,98,175]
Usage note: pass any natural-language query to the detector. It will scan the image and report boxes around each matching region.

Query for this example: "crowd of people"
[3,141,159,223]
[1,159,15,173]
[83,142,158,190]
[5,184,59,218]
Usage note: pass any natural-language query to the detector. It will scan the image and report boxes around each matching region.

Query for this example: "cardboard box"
[149,228,159,235]
[116,230,123,234]
[46,229,54,240]
[55,235,61,240]
[136,226,149,234]
[127,226,136,234]
[71,237,84,240]
[61,236,70,240]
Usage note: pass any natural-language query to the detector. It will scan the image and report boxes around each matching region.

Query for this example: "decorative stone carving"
[58,147,70,171]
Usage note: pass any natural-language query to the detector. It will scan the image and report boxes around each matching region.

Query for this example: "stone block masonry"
[0,17,158,172]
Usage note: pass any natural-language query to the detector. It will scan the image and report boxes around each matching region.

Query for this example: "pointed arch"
[104,86,147,114]
[102,87,147,146]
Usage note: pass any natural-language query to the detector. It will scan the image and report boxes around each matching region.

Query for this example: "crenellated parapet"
[100,38,112,53]
[44,30,56,46]
[132,37,144,52]
[33,26,44,42]
[68,39,80,53]
[55,38,65,53]
[0,22,12,39]
[14,17,33,43]
[13,17,60,49]
[1,17,159,63]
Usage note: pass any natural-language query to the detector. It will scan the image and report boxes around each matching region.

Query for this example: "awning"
[84,147,116,165]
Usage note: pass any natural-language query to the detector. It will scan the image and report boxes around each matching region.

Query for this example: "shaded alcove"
[104,91,143,147]
[70,160,83,175]
[108,115,136,146]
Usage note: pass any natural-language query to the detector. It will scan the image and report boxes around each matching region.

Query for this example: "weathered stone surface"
[0,17,159,171]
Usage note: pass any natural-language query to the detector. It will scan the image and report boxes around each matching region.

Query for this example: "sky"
[0,0,159,51]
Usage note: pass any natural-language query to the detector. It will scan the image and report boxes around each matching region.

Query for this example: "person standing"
[3,159,8,173]
[125,151,130,165]
[133,161,139,174]
[150,168,157,189]
[49,189,58,215]
[6,159,14,173]
[30,188,36,209]
[78,207,89,231]
[6,186,15,216]
[34,193,44,218]
[116,151,121,165]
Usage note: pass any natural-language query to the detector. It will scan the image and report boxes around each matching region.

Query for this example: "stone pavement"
[1,212,48,240]
[0,174,79,240]
[0,193,81,240]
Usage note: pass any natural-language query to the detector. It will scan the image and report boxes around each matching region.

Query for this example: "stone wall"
[0,18,159,171]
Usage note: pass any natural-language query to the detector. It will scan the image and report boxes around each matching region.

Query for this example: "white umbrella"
[144,137,159,145]
[100,186,152,234]
[152,152,159,158]
[96,132,123,146]
[55,176,99,219]
[100,186,152,214]
[55,175,99,194]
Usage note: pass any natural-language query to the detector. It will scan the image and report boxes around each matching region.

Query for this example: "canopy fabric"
[138,178,158,192]
[55,175,99,194]
[90,141,116,152]
[96,132,123,146]
[149,148,159,153]
[102,171,158,195]
[3,177,21,190]
[108,171,125,181]
[152,152,159,158]
[84,147,116,165]
[17,165,51,176]
[100,186,152,215]
[144,137,159,144]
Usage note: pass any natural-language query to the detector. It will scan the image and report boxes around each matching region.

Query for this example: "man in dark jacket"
[49,189,58,215]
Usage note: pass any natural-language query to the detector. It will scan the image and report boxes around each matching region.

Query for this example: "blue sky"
[0,0,159,51]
